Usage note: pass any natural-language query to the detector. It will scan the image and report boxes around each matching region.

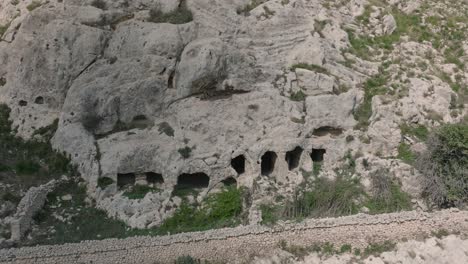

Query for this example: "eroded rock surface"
[0,0,466,229]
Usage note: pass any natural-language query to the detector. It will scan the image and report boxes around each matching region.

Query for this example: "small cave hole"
[34,96,44,104]
[18,100,28,107]
[231,155,245,174]
[146,172,164,184]
[222,177,237,186]
[168,70,175,88]
[117,173,136,188]
[261,151,277,176]
[311,149,326,162]
[312,126,343,137]
[285,146,303,171]
[176,173,210,189]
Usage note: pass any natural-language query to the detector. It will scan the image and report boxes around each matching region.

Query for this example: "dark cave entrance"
[146,172,164,184]
[222,177,237,187]
[285,146,303,171]
[176,173,210,189]
[261,151,277,176]
[231,155,246,174]
[117,173,136,188]
[311,149,326,162]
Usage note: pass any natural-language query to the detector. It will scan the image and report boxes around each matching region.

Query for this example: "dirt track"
[1,209,467,264]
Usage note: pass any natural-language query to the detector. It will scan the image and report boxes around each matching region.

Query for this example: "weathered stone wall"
[1,209,467,264]
[9,181,56,242]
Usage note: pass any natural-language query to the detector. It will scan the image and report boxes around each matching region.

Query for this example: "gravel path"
[1,209,467,264]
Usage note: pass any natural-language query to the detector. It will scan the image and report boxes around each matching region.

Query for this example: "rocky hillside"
[0,0,467,247]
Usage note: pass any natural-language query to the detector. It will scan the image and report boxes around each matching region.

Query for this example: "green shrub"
[397,143,415,164]
[97,177,114,189]
[416,124,468,208]
[175,256,200,264]
[290,90,306,101]
[178,146,192,159]
[90,0,106,10]
[26,1,42,11]
[158,122,174,137]
[366,169,412,214]
[354,75,388,129]
[340,244,352,253]
[15,160,41,175]
[123,185,159,199]
[148,3,193,24]
[160,186,243,233]
[0,104,72,189]
[400,123,429,141]
[237,0,268,15]
[363,240,396,257]
[260,204,278,225]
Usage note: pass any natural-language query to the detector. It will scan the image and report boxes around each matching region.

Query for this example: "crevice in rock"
[312,126,343,137]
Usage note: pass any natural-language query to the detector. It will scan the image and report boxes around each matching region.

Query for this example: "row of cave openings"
[259,147,326,176]
[116,147,326,192]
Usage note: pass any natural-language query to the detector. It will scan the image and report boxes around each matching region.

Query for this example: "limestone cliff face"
[0,0,466,228]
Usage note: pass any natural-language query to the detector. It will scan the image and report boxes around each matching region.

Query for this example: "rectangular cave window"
[146,172,164,184]
[117,173,136,188]
[261,151,277,176]
[231,155,245,174]
[176,173,210,189]
[311,149,326,162]
[285,146,303,171]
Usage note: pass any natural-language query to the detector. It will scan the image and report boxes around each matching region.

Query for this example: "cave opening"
[34,96,44,104]
[222,177,237,186]
[146,172,164,184]
[261,151,277,176]
[285,146,303,171]
[231,155,246,174]
[311,149,326,162]
[117,173,136,188]
[176,172,210,189]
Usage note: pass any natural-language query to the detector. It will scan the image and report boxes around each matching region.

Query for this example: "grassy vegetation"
[416,124,468,208]
[0,23,10,38]
[158,122,175,137]
[353,75,388,130]
[278,240,396,259]
[97,177,114,189]
[178,146,192,159]
[0,104,72,205]
[237,0,268,16]
[123,185,160,199]
[366,169,412,214]
[291,63,329,75]
[148,2,193,24]
[290,90,306,101]
[26,1,42,12]
[400,123,429,141]
[28,182,244,245]
[397,142,415,164]
[261,153,411,223]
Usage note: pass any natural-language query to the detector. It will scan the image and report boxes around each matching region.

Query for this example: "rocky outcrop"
[10,181,56,241]
[0,0,466,229]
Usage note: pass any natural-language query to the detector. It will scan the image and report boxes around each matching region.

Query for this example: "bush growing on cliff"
[0,104,72,191]
[148,1,193,24]
[416,124,468,208]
